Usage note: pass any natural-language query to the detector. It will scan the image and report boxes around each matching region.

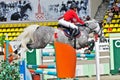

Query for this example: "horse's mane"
[85,19,99,29]
[16,25,39,41]
[85,19,98,23]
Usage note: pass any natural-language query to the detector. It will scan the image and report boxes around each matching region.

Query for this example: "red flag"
[54,32,58,39]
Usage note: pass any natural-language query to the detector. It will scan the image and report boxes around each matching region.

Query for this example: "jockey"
[58,3,86,40]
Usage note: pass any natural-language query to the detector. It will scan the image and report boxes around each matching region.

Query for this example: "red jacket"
[63,9,85,25]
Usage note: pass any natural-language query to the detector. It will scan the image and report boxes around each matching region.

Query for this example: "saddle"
[58,24,81,39]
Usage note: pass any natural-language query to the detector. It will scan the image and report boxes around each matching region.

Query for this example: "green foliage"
[0,35,5,47]
[0,60,20,80]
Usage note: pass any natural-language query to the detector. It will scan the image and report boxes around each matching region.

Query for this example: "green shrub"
[0,60,20,80]
[0,35,5,47]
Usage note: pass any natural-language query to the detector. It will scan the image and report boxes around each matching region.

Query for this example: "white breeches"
[58,19,78,29]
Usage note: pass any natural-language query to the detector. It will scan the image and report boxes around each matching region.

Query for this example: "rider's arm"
[72,11,85,25]
[58,16,64,20]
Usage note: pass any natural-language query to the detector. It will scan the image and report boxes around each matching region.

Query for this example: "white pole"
[95,39,100,80]
[39,49,43,80]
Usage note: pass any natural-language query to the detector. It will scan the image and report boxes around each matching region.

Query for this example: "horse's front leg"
[84,40,95,54]
[88,40,95,51]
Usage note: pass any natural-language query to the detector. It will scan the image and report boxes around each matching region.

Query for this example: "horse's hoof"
[84,49,91,54]
[26,44,32,49]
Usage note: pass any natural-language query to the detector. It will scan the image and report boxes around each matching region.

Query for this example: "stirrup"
[69,29,76,40]
[68,33,74,40]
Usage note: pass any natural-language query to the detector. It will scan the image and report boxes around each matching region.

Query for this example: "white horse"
[13,19,105,56]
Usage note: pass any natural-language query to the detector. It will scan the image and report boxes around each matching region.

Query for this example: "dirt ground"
[77,75,120,80]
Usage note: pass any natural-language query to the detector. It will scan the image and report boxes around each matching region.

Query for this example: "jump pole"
[27,64,56,69]
[42,52,95,58]
[95,34,100,80]
[19,60,57,80]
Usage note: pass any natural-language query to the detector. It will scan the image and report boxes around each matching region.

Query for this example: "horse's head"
[25,3,32,11]
[20,3,32,15]
[85,19,103,36]
[85,19,106,42]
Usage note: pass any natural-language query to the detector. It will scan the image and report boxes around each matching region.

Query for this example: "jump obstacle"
[20,60,57,78]
[20,41,77,80]
[4,38,100,80]
[19,37,102,80]
[20,54,96,80]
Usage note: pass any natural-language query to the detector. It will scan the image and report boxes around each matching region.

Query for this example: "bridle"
[94,22,103,36]
[85,21,103,36]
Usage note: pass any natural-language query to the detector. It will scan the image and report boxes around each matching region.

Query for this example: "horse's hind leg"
[27,30,53,49]
[27,42,47,49]
[21,39,29,50]
[26,37,49,49]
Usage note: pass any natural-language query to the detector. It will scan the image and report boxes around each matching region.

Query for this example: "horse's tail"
[16,24,39,41]
[15,25,39,50]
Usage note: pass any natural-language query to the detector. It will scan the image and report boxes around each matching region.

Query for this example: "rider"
[58,3,86,40]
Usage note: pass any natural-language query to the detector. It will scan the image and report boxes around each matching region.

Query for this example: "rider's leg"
[58,19,71,28]
[58,19,78,29]
[69,23,78,40]
[58,19,78,40]
[69,28,77,40]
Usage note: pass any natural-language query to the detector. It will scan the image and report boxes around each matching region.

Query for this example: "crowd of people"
[106,0,120,23]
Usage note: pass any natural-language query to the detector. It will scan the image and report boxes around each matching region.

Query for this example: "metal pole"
[5,34,9,62]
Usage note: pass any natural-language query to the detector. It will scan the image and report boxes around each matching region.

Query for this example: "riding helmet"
[70,3,77,9]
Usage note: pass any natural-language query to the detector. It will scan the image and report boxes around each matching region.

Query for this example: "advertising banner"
[0,0,89,22]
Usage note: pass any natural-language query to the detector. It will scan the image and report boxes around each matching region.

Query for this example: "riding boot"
[69,28,77,40]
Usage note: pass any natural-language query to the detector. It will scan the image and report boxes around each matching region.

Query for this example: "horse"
[11,3,32,20]
[60,3,68,13]
[13,19,105,56]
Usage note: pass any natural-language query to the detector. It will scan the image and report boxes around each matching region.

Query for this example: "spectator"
[116,2,120,11]
[106,9,113,23]
[108,9,114,17]
[113,4,119,15]
[86,15,91,21]
[99,20,105,28]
